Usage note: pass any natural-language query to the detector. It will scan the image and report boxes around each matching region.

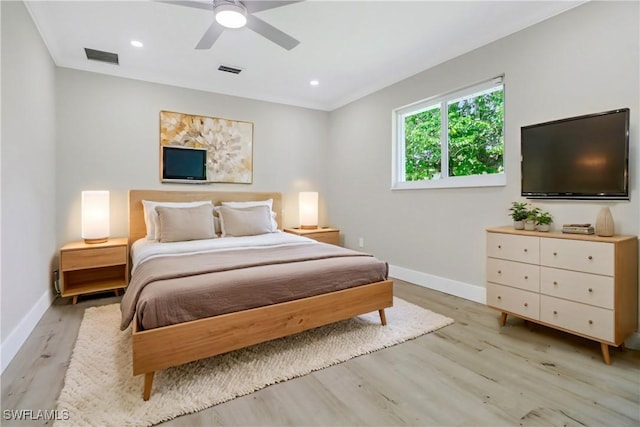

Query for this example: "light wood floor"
[2,280,639,426]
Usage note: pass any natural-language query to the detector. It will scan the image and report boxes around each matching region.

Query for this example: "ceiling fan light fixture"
[215,3,247,29]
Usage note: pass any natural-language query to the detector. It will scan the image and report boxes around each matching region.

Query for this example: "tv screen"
[521,108,629,200]
[161,146,208,183]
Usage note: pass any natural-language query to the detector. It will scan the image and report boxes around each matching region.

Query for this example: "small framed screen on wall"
[161,146,208,183]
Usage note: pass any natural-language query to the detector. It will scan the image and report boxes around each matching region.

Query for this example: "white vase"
[537,224,550,232]
[513,220,524,230]
[524,220,536,231]
[596,207,614,237]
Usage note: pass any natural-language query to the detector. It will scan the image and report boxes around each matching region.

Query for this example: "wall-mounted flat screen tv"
[161,145,208,183]
[521,108,629,200]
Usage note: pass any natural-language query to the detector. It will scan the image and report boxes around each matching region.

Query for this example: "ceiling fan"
[161,0,301,50]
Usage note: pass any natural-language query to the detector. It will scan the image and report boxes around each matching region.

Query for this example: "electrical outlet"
[358,237,364,248]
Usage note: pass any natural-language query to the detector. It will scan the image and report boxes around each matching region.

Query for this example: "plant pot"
[524,220,536,231]
[513,220,524,230]
[537,224,550,232]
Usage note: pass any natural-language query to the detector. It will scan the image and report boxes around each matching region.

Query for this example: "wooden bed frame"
[128,189,394,400]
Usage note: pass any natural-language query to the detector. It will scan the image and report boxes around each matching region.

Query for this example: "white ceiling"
[25,0,584,111]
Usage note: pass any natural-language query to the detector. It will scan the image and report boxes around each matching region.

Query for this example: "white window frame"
[392,76,506,190]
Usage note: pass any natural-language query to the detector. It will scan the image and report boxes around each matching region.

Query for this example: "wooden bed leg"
[499,312,507,327]
[600,342,611,365]
[378,309,387,326]
[143,372,155,401]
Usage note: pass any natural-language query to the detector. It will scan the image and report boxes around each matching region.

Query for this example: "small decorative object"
[535,210,553,232]
[524,208,540,231]
[509,201,529,230]
[596,207,615,237]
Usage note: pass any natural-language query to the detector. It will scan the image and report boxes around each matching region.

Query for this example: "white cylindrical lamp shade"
[299,191,318,230]
[82,191,110,244]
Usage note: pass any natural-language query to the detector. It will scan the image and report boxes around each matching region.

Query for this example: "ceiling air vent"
[84,48,119,65]
[218,65,243,74]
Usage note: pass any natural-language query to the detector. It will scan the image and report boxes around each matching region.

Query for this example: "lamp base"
[300,225,318,230]
[84,237,108,244]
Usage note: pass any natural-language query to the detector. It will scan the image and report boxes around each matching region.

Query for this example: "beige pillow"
[155,204,216,243]
[218,205,274,237]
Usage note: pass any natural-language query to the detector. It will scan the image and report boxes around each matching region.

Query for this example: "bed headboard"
[128,189,283,247]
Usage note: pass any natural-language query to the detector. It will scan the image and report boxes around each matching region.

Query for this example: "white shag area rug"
[55,297,453,427]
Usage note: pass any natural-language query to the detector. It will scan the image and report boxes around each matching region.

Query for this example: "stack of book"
[562,223,595,235]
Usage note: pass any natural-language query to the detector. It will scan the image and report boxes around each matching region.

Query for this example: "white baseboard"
[1,290,55,374]
[388,264,486,304]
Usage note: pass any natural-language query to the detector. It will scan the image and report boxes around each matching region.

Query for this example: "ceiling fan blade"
[156,0,213,12]
[244,1,302,14]
[246,14,299,50]
[195,22,225,49]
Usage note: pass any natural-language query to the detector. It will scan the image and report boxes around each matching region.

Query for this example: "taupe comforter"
[120,242,388,331]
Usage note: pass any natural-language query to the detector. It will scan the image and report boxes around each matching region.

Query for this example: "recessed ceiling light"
[310,80,319,86]
[130,40,144,48]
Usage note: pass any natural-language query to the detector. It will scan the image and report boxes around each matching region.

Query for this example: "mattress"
[120,233,388,331]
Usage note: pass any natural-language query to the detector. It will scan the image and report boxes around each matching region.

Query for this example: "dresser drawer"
[540,267,614,309]
[487,283,540,320]
[487,233,539,264]
[540,238,613,276]
[540,295,614,342]
[487,258,540,292]
[61,246,127,270]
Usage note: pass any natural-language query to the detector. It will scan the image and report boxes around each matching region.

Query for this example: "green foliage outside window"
[403,89,504,181]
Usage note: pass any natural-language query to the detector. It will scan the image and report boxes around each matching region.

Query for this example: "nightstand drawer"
[309,231,340,245]
[487,283,540,320]
[61,246,127,270]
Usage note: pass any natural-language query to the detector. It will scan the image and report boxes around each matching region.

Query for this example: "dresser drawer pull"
[553,281,558,285]
[588,255,593,260]
[588,288,593,293]
[553,310,557,315]
[498,270,502,274]
[524,302,528,307]
[498,245,501,249]
[524,248,528,253]
[524,275,528,280]
[589,320,593,325]
[553,252,557,256]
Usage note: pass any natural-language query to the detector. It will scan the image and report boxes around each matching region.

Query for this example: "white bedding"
[131,231,315,273]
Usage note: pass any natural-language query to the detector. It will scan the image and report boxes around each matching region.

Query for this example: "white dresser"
[486,226,638,364]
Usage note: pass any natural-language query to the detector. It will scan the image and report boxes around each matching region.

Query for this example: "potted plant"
[509,202,529,230]
[535,210,553,232]
[524,208,540,231]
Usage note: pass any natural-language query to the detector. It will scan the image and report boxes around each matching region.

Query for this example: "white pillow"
[142,200,212,240]
[220,199,278,231]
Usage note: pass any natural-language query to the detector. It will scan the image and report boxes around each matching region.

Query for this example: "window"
[392,77,505,189]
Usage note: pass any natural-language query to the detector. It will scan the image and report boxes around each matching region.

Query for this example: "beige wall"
[55,69,330,246]
[1,1,57,352]
[327,1,639,318]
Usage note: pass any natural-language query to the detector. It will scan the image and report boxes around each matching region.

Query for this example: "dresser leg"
[600,342,611,365]
[499,312,507,327]
[72,295,78,305]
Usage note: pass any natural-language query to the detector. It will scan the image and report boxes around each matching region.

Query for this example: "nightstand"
[284,228,340,246]
[59,237,129,304]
